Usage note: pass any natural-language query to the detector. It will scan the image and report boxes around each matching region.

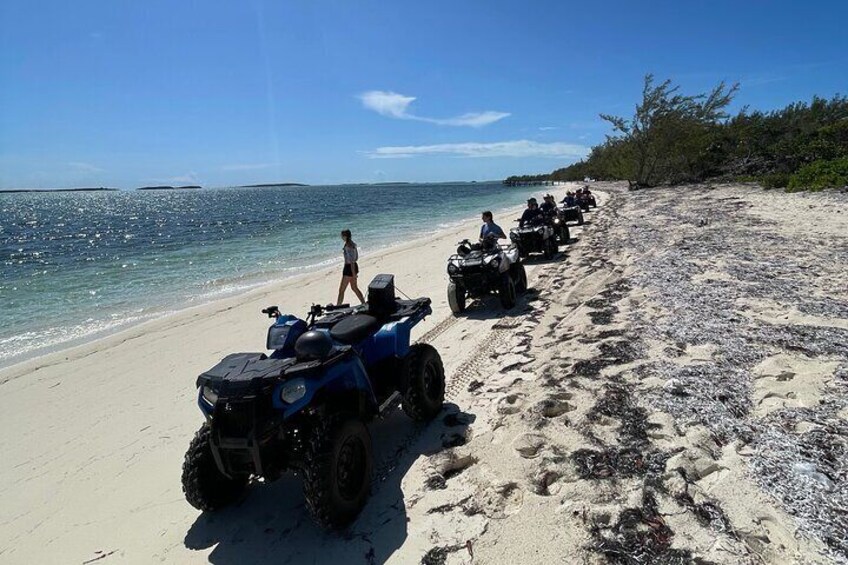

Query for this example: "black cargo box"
[368,274,397,317]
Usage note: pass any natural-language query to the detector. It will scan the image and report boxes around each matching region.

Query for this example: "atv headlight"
[509,231,518,241]
[536,227,544,234]
[485,256,501,269]
[280,378,307,404]
[447,263,459,275]
[553,218,560,224]
[201,385,218,405]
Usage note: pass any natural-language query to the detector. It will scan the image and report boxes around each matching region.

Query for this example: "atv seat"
[330,313,382,344]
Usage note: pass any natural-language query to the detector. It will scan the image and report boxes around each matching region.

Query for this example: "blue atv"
[181,274,445,528]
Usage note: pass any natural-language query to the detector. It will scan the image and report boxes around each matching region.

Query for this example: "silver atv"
[445,237,527,314]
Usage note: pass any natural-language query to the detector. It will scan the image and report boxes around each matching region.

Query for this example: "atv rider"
[561,192,577,207]
[540,194,557,218]
[519,198,544,227]
[480,210,506,242]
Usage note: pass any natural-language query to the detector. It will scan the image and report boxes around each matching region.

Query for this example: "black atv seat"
[330,313,382,344]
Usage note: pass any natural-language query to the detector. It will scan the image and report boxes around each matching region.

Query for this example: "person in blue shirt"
[519,198,544,227]
[480,210,506,242]
[561,192,576,207]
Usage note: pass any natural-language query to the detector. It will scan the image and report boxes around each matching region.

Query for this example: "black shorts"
[343,262,359,277]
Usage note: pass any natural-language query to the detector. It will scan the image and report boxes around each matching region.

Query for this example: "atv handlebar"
[261,306,281,318]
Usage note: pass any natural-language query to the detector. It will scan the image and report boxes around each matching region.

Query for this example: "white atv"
[445,237,527,314]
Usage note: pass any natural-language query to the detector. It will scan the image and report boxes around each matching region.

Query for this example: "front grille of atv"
[216,400,255,437]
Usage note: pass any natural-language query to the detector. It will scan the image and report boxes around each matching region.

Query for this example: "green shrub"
[786,157,848,191]
[760,172,790,189]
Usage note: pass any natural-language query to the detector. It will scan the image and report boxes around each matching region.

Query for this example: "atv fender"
[274,356,378,419]
[362,321,411,365]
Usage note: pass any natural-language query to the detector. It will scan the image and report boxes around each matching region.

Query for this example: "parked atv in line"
[181,274,445,529]
[557,204,584,226]
[577,190,597,210]
[446,236,527,314]
[509,219,557,259]
[548,213,571,245]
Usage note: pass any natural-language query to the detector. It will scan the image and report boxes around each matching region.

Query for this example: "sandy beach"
[1,183,847,564]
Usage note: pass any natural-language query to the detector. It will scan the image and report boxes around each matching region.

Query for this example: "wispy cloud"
[219,163,274,172]
[68,161,104,173]
[365,140,589,159]
[358,90,510,127]
[538,126,559,131]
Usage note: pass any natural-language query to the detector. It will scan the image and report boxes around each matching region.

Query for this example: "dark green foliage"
[787,156,848,191]
[503,173,551,185]
[516,76,848,192]
[761,172,790,190]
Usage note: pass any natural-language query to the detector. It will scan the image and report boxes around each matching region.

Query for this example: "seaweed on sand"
[591,492,713,565]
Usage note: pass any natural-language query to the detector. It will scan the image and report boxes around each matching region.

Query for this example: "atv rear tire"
[303,416,373,529]
[447,282,466,315]
[560,225,570,244]
[577,211,584,225]
[401,343,446,421]
[499,273,517,309]
[182,423,248,511]
[514,263,528,293]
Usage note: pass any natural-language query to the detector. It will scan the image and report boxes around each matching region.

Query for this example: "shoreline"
[0,188,577,564]
[0,199,531,383]
[2,184,846,563]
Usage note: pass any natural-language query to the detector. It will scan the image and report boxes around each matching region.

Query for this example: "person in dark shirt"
[519,198,543,227]
[539,194,557,217]
[561,191,576,207]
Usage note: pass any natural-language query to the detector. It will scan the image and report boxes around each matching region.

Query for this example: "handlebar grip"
[261,305,280,318]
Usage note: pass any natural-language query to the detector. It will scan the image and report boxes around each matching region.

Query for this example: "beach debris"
[590,492,696,564]
[81,550,117,564]
[624,186,848,559]
[791,461,835,491]
[421,544,464,565]
[663,378,686,396]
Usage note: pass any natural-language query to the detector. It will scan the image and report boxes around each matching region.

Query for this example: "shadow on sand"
[184,403,475,564]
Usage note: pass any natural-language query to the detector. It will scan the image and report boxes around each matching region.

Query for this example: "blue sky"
[1,0,846,188]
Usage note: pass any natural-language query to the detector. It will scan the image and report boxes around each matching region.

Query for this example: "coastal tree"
[599,74,738,186]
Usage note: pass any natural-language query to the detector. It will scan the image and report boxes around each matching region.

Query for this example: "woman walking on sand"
[338,229,365,305]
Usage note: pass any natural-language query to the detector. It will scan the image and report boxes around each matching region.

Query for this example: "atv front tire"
[401,343,446,421]
[543,238,556,260]
[577,211,584,225]
[447,282,466,315]
[514,263,528,293]
[182,423,248,511]
[499,273,517,309]
[560,225,571,244]
[303,417,373,529]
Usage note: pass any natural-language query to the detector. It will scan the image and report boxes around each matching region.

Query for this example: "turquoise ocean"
[0,182,535,367]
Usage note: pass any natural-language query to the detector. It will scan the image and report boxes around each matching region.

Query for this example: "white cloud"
[219,163,274,171]
[359,91,416,118]
[538,126,559,131]
[68,161,104,173]
[431,112,511,127]
[365,140,589,159]
[358,90,509,127]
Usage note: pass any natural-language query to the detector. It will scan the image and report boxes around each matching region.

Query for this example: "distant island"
[136,185,202,191]
[240,182,308,188]
[0,187,119,193]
